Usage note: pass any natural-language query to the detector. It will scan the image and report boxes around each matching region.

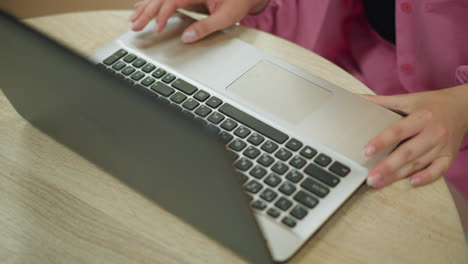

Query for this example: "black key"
[220,119,238,131]
[264,174,281,187]
[267,208,280,219]
[286,138,303,151]
[131,71,145,81]
[247,133,265,146]
[261,140,278,153]
[155,97,170,106]
[282,217,297,228]
[249,166,267,179]
[314,154,332,167]
[123,54,137,63]
[257,154,274,167]
[301,178,329,198]
[234,158,253,171]
[206,124,220,135]
[286,170,304,183]
[142,63,156,73]
[243,146,261,159]
[172,79,198,95]
[290,206,308,220]
[115,73,125,80]
[195,105,212,117]
[275,148,292,161]
[206,96,223,108]
[103,49,127,65]
[182,98,200,110]
[228,139,247,152]
[329,161,351,177]
[205,125,221,135]
[244,180,263,194]
[234,126,251,138]
[219,103,289,144]
[237,172,249,184]
[271,162,289,175]
[260,189,278,202]
[251,200,267,211]
[294,191,319,209]
[162,73,176,84]
[96,63,107,70]
[132,58,146,68]
[194,90,210,101]
[182,110,195,120]
[112,61,126,70]
[152,68,166,78]
[219,131,233,143]
[169,104,182,112]
[189,90,210,102]
[170,92,187,104]
[289,156,307,169]
[300,146,317,159]
[195,117,208,127]
[275,197,292,211]
[121,66,136,76]
[141,76,156,87]
[151,82,175,97]
[279,182,296,196]
[207,112,225,124]
[205,121,221,135]
[304,164,340,187]
[133,83,145,91]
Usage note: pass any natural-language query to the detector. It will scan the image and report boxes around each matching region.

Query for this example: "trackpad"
[226,61,333,125]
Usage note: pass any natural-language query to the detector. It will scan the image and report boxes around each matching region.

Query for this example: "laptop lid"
[0,10,272,263]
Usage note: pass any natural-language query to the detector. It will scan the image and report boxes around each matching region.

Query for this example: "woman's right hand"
[130,0,269,43]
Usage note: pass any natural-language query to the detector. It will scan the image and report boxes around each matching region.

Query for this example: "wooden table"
[1,10,467,264]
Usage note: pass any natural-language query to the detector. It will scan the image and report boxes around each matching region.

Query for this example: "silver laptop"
[0,10,400,263]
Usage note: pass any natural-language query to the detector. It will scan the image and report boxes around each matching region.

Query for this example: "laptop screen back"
[0,10,272,263]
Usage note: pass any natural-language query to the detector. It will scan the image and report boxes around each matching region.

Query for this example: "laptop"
[0,10,401,263]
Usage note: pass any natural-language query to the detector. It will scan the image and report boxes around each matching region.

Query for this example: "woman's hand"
[362,84,468,188]
[130,0,269,43]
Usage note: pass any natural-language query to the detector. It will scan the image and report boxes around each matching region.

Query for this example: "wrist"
[249,0,270,15]
[447,83,468,135]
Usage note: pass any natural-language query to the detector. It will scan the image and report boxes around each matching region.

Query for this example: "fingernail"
[364,145,376,157]
[366,173,381,187]
[182,29,197,43]
[411,177,421,186]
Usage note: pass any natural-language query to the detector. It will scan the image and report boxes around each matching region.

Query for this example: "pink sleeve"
[240,0,302,42]
[239,1,333,54]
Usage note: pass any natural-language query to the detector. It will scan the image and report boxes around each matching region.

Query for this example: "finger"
[367,145,438,188]
[409,156,451,187]
[132,0,164,31]
[361,94,414,115]
[395,146,439,179]
[130,0,150,22]
[181,4,247,43]
[367,130,439,184]
[364,110,433,157]
[155,0,179,33]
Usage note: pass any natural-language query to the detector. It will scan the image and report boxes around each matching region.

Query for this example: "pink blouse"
[241,0,468,198]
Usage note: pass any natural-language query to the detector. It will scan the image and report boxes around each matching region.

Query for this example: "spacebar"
[219,103,289,144]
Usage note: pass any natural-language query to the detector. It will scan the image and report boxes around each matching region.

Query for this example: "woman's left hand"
[361,84,468,188]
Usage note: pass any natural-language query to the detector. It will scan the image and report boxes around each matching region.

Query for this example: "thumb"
[181,5,245,43]
[360,94,413,115]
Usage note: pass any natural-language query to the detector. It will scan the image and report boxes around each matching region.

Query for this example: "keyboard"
[99,49,351,228]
